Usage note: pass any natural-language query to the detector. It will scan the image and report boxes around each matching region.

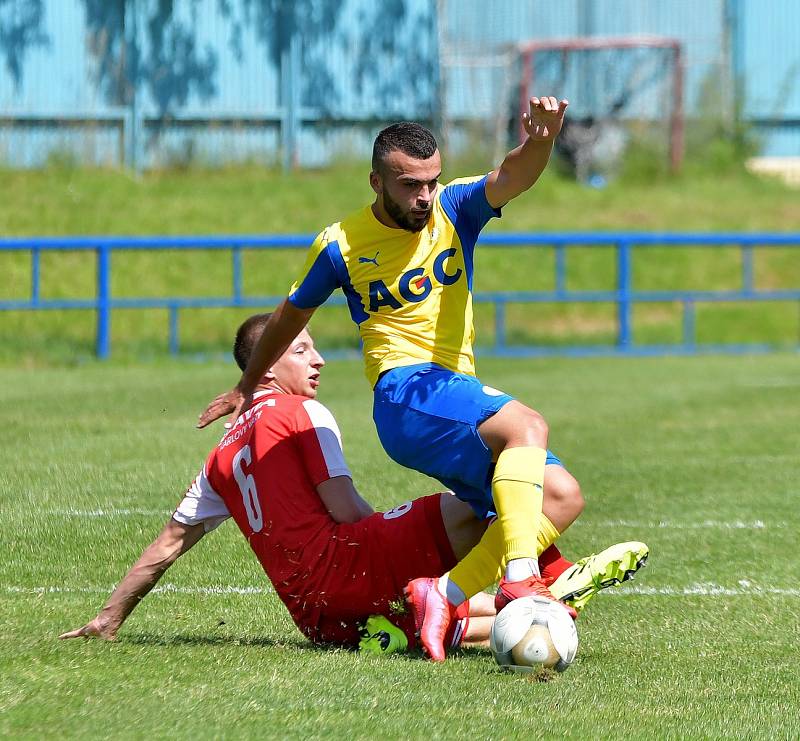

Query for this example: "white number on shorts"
[233,445,263,532]
[383,501,413,520]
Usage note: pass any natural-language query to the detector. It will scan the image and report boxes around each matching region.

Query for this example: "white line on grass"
[587,519,785,530]
[44,510,792,531]
[605,581,800,597]
[5,584,271,596]
[5,581,800,598]
[50,508,171,517]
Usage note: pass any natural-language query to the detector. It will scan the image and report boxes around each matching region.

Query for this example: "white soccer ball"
[490,596,578,673]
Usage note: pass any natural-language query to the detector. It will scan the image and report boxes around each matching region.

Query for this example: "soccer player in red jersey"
[59,313,497,649]
[61,314,646,653]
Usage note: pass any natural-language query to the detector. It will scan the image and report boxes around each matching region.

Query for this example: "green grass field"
[2,353,799,738]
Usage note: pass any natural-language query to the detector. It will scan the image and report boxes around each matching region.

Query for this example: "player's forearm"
[488,138,555,207]
[238,299,315,393]
[95,540,180,632]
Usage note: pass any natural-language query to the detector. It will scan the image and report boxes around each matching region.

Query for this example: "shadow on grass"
[121,632,495,664]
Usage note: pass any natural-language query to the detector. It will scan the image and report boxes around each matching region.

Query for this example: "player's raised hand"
[197,386,252,429]
[523,96,568,142]
[59,616,118,641]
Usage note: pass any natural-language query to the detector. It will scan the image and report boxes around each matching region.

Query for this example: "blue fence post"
[31,247,40,304]
[616,240,632,349]
[96,246,111,359]
[555,242,566,294]
[169,305,179,355]
[682,299,696,349]
[232,245,243,302]
[741,242,754,293]
[495,299,507,353]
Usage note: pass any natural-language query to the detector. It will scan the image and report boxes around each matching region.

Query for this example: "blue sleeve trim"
[326,241,369,324]
[439,176,501,251]
[288,246,340,309]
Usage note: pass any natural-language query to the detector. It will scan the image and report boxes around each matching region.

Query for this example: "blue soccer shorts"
[372,363,563,518]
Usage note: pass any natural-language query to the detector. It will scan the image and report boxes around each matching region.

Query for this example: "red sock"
[539,544,573,586]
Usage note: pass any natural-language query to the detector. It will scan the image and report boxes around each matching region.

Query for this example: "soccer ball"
[490,596,578,672]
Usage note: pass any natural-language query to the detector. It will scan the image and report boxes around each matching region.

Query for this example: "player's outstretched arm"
[197,299,316,429]
[59,519,205,641]
[485,96,568,209]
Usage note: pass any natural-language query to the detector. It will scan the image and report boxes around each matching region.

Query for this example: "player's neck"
[370,200,402,230]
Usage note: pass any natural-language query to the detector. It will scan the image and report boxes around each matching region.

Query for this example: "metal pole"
[96,246,111,359]
[682,299,696,349]
[555,242,566,294]
[123,0,141,172]
[232,245,243,302]
[281,27,301,171]
[495,299,506,353]
[169,305,179,355]
[741,243,754,293]
[616,240,632,349]
[31,247,40,304]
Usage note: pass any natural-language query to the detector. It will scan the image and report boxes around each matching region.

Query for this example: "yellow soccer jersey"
[288,175,501,387]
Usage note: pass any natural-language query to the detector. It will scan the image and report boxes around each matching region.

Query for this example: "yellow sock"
[444,510,560,601]
[447,520,504,600]
[492,446,546,562]
[537,513,561,555]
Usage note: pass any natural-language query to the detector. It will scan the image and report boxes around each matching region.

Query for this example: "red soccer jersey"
[175,388,460,646]
[178,390,352,625]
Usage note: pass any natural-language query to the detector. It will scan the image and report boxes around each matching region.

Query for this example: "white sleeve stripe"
[174,468,231,532]
[301,399,352,479]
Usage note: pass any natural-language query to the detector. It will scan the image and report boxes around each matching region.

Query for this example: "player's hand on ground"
[59,616,118,641]
[523,96,568,142]
[197,387,252,429]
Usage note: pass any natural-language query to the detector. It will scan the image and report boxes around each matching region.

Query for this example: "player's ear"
[369,169,382,195]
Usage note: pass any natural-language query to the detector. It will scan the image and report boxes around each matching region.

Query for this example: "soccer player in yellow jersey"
[199,96,648,661]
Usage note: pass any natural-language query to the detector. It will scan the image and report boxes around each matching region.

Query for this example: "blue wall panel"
[1,0,799,167]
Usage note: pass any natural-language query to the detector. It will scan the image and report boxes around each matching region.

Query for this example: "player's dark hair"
[233,312,272,371]
[372,122,438,171]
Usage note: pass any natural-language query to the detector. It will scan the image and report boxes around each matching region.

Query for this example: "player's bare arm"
[197,299,316,428]
[485,96,568,209]
[317,476,376,523]
[59,519,205,640]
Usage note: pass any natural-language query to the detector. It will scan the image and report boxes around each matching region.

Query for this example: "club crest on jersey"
[367,247,462,312]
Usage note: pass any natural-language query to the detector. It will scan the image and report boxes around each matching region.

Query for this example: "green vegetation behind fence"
[2,163,799,364]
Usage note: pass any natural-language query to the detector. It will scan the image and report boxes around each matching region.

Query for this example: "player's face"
[269,329,325,399]
[372,149,441,232]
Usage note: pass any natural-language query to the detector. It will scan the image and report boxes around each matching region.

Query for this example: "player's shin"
[492,446,546,582]
[442,519,505,605]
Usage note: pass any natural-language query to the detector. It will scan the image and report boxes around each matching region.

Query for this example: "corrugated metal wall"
[0,0,798,168]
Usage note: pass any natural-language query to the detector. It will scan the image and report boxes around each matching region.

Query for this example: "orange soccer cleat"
[494,574,578,619]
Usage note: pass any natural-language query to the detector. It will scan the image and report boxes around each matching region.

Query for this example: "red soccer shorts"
[293,493,459,647]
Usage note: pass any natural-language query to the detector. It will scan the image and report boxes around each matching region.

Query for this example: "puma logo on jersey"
[367,247,463,312]
[358,251,380,266]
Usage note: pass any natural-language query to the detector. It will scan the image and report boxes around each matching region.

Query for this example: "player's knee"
[520,407,548,445]
[567,479,585,516]
[544,466,585,524]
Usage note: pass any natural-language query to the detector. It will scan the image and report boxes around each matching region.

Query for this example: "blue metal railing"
[2,233,799,358]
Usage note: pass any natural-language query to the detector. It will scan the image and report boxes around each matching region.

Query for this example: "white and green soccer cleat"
[550,541,649,612]
[358,615,409,655]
